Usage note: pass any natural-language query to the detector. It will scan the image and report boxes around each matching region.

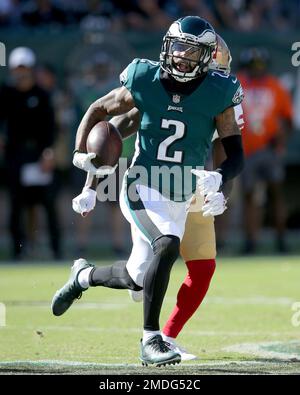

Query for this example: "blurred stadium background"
[0,0,299,260]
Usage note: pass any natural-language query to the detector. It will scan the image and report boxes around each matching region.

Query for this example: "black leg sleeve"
[89,260,142,291]
[143,235,180,331]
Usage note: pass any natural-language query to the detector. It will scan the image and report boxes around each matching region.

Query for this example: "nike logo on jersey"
[232,77,237,84]
[167,105,183,112]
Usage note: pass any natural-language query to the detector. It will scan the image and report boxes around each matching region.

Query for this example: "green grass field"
[1,256,300,375]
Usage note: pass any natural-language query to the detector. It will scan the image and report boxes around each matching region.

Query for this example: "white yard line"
[5,302,128,310]
[4,296,296,308]
[224,341,300,361]
[2,325,299,337]
[203,296,294,306]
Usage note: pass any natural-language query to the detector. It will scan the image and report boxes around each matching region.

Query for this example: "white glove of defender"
[202,191,227,217]
[73,152,118,177]
[72,187,97,217]
[191,169,223,196]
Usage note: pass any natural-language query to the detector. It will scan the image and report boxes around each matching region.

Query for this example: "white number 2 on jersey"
[157,119,186,163]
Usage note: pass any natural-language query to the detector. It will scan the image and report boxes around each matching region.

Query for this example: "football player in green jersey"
[52,16,244,366]
[107,34,244,361]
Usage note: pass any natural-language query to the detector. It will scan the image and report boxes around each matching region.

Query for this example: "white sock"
[162,334,176,344]
[77,267,93,289]
[142,330,161,345]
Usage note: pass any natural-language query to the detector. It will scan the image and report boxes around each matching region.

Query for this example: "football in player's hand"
[86,121,122,168]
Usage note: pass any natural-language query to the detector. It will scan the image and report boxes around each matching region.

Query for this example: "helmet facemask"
[160,35,215,82]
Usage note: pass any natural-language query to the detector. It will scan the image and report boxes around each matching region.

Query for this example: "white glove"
[202,191,227,217]
[191,169,222,196]
[73,152,98,174]
[72,187,97,217]
[73,152,117,177]
[94,164,118,178]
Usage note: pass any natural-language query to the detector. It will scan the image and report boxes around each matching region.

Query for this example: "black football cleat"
[51,258,94,316]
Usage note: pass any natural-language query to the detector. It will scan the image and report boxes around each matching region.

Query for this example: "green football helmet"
[160,16,217,82]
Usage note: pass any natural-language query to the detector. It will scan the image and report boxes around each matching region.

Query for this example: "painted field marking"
[203,296,294,306]
[3,324,299,338]
[4,301,127,310]
[224,341,300,361]
[4,295,295,308]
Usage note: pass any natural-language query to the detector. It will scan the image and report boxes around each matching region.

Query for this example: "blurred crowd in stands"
[0,44,132,260]
[0,0,299,32]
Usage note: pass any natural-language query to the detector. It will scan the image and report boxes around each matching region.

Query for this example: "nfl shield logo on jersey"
[172,94,181,104]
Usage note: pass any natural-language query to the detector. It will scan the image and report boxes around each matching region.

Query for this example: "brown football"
[86,121,122,168]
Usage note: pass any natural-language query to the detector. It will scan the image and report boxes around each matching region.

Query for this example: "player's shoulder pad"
[229,74,244,105]
[119,58,159,86]
[208,70,244,106]
[119,58,139,85]
[220,73,244,106]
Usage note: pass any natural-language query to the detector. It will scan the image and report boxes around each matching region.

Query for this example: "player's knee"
[152,235,180,263]
[111,261,143,291]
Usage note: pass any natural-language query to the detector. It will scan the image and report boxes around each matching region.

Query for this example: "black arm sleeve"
[215,134,244,185]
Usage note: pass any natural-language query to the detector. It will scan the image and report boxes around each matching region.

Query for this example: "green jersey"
[120,58,243,201]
